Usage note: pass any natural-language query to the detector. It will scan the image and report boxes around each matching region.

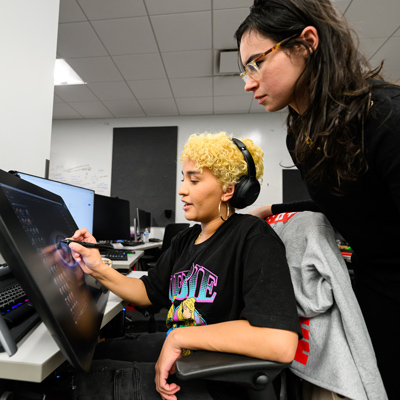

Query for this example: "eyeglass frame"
[240,33,299,83]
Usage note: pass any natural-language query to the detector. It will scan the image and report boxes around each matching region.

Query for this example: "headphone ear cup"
[231,176,260,209]
[230,137,261,209]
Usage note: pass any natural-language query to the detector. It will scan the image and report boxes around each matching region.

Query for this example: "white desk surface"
[0,270,147,383]
[112,250,144,270]
[113,241,162,252]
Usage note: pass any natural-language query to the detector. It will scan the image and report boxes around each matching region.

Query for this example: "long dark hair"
[235,0,383,194]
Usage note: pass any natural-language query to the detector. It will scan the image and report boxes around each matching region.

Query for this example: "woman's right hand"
[154,330,183,400]
[68,228,105,276]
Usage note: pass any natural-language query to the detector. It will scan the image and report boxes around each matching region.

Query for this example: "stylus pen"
[60,239,114,251]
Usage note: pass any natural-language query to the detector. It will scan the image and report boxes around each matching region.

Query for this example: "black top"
[272,201,321,214]
[141,213,301,336]
[286,82,400,299]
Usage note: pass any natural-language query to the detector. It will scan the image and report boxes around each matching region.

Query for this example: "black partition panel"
[111,127,178,227]
[282,169,311,202]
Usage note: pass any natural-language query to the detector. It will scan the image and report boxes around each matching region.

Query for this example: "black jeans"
[353,274,400,399]
[72,332,247,400]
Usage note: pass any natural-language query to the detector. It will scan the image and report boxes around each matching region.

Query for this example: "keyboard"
[0,264,41,354]
[100,249,129,261]
[0,282,27,313]
[111,240,144,247]
[120,241,143,247]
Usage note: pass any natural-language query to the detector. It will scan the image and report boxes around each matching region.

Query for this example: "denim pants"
[72,332,245,400]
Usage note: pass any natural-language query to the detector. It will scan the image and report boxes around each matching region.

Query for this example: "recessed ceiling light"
[54,59,86,86]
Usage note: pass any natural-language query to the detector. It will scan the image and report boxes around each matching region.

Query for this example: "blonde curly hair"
[180,132,264,190]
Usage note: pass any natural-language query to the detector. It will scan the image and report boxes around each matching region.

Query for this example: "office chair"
[176,351,290,400]
[176,211,387,400]
[140,223,189,270]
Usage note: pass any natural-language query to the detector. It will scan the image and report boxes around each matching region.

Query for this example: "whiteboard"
[49,163,110,195]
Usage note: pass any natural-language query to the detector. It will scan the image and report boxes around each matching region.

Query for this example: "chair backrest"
[160,223,190,254]
[266,211,387,399]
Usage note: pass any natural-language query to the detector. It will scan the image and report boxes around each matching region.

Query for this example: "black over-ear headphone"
[230,138,261,209]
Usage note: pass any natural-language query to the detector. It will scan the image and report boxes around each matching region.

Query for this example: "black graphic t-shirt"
[141,214,301,337]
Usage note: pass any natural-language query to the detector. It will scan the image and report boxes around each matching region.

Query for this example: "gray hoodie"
[267,211,387,400]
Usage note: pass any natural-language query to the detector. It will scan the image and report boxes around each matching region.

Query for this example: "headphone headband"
[231,138,257,177]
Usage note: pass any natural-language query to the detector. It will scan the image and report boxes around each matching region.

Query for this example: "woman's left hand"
[154,331,183,400]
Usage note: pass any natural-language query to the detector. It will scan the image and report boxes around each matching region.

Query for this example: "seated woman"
[68,132,301,400]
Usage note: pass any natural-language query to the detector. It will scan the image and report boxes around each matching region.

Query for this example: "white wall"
[51,112,294,225]
[0,1,59,176]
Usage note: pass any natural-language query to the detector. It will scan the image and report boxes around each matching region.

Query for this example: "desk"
[113,241,162,252]
[0,271,147,383]
[112,250,144,271]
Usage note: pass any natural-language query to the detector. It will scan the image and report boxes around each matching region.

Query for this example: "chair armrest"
[175,351,290,400]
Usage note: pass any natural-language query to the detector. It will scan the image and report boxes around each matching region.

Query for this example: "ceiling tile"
[113,53,167,80]
[369,36,400,69]
[151,12,211,52]
[162,50,213,79]
[92,17,158,55]
[145,0,211,15]
[213,8,250,50]
[53,94,64,103]
[176,97,213,115]
[213,76,245,96]
[53,102,83,119]
[59,0,87,23]
[68,101,114,118]
[213,0,252,10]
[138,98,179,116]
[332,0,352,14]
[214,95,252,114]
[77,0,147,20]
[381,66,400,83]
[127,79,173,99]
[54,85,99,102]
[87,81,135,101]
[359,38,387,60]
[66,57,124,82]
[57,22,108,58]
[102,99,146,117]
[345,0,400,39]
[170,77,213,98]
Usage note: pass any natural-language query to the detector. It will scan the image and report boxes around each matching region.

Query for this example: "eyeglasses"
[240,34,299,83]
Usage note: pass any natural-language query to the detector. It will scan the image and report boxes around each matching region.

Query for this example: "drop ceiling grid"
[53,0,400,119]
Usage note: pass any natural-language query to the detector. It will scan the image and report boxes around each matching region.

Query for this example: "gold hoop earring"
[219,201,230,222]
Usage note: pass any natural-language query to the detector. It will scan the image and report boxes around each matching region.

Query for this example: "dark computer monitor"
[92,194,131,241]
[136,208,151,234]
[12,171,94,232]
[0,170,108,371]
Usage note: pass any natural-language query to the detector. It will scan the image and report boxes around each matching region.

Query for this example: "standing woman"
[69,132,301,400]
[235,0,400,397]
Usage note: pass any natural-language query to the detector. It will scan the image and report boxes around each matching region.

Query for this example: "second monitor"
[92,194,131,241]
[136,207,151,237]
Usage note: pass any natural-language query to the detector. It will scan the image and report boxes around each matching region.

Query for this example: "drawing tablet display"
[0,170,108,371]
